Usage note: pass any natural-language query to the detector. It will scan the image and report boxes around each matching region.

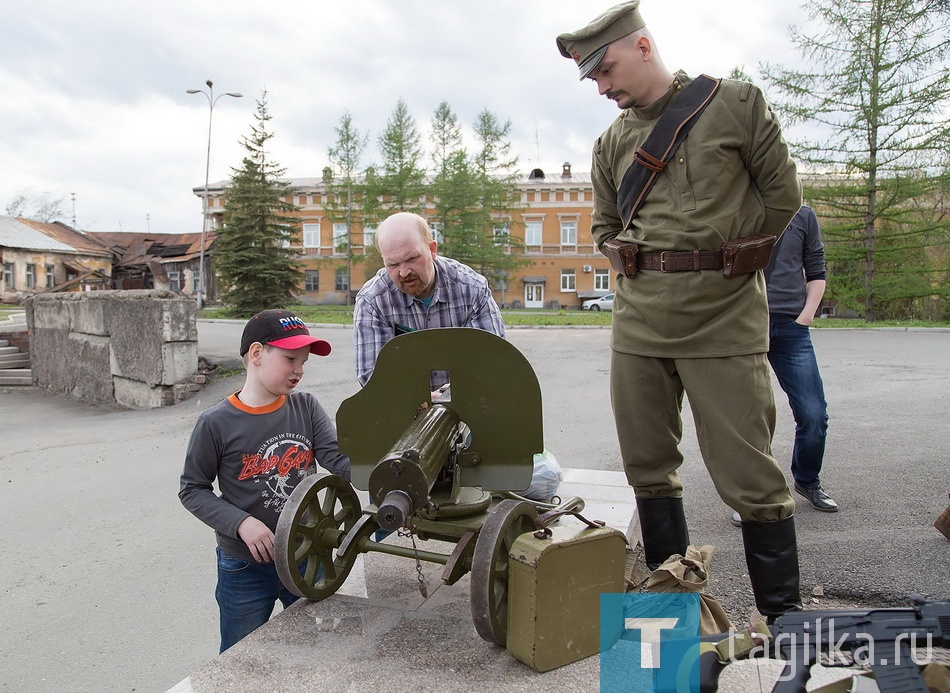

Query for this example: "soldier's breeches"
[610,350,794,521]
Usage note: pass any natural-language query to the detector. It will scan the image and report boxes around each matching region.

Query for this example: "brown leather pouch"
[602,239,639,278]
[721,234,777,278]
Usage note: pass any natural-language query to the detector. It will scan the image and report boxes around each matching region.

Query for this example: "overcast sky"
[1,0,805,234]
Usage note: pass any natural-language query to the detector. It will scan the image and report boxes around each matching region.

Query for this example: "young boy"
[179,309,350,652]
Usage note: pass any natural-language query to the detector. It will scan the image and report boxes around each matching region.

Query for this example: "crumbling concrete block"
[26,290,199,409]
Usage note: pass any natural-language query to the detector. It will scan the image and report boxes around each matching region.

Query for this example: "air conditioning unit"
[582,265,592,273]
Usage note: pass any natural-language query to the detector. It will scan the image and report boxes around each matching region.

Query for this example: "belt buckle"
[659,251,672,272]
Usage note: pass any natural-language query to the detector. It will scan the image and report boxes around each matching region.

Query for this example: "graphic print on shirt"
[237,433,315,513]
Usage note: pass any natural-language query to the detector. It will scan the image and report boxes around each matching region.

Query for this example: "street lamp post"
[186,79,242,310]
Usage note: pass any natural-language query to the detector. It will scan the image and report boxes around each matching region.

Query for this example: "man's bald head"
[377,212,433,247]
[376,212,438,298]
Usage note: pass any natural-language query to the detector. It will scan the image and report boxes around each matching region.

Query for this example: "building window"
[561,269,576,292]
[46,265,55,288]
[363,226,376,248]
[493,223,510,253]
[335,267,349,292]
[303,223,321,249]
[25,264,36,289]
[2,263,13,289]
[333,223,349,254]
[305,270,320,291]
[595,268,610,291]
[560,219,577,249]
[525,221,542,251]
[192,269,201,294]
[167,270,182,292]
[429,221,443,244]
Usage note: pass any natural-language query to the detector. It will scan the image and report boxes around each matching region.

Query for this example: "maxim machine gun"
[274,329,625,655]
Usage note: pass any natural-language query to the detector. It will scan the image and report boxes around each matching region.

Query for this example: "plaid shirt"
[353,255,506,385]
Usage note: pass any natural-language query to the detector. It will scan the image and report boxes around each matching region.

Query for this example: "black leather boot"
[636,496,689,570]
[741,516,803,621]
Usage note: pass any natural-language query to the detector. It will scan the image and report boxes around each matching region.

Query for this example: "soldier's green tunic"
[591,72,802,358]
[591,72,802,517]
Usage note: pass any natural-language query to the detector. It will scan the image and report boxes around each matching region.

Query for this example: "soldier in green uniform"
[557,1,804,620]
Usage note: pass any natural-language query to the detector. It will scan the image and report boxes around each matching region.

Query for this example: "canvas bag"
[644,544,734,635]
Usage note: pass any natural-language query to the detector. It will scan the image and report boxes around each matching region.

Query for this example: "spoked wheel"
[470,499,540,645]
[275,473,363,600]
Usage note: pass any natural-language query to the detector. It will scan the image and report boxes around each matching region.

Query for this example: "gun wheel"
[470,499,539,645]
[275,473,364,601]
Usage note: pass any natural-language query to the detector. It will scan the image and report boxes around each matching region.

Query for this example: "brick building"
[195,162,611,309]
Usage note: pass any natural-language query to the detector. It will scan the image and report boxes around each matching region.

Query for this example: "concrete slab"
[167,471,864,693]
[2,325,947,693]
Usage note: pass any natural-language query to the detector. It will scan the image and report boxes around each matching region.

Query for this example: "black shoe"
[794,483,839,512]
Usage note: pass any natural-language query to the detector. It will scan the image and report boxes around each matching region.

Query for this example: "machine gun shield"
[339,328,543,493]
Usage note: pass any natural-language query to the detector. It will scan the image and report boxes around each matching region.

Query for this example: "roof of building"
[0,216,112,256]
[196,168,594,195]
[89,232,210,266]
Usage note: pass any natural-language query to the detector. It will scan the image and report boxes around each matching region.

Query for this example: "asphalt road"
[0,323,947,693]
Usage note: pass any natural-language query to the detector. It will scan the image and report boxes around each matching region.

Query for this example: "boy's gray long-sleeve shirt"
[179,390,350,562]
[765,205,827,318]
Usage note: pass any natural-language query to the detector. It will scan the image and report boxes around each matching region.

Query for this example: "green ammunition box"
[506,523,627,672]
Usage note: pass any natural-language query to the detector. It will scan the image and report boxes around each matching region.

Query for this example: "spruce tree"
[470,109,527,281]
[430,102,481,261]
[362,99,428,224]
[762,0,950,320]
[216,93,302,318]
[325,112,369,302]
[430,104,528,291]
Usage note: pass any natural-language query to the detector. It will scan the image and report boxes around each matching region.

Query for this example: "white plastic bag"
[518,449,563,501]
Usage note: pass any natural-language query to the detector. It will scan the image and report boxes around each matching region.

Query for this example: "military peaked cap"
[556,1,646,80]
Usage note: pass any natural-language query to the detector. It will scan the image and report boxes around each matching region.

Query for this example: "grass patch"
[0,303,25,320]
[209,365,245,380]
[811,318,950,329]
[196,305,948,329]
[198,305,612,326]
[504,310,612,326]
[199,305,354,324]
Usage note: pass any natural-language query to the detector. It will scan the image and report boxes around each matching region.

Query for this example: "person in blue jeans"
[179,309,350,652]
[732,205,837,525]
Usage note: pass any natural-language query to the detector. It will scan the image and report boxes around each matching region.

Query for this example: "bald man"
[352,212,505,386]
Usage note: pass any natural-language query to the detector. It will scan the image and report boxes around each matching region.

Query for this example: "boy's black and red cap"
[240,309,332,357]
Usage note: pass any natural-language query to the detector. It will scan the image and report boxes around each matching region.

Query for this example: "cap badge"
[279,316,308,332]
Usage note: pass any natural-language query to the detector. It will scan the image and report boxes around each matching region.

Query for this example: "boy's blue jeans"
[767,317,829,489]
[215,547,300,653]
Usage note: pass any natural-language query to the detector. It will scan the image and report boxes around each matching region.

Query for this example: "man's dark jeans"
[767,316,829,489]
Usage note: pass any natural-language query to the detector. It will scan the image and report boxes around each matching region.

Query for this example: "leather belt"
[638,249,723,272]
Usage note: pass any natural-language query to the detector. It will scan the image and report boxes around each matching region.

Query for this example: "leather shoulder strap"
[617,75,721,230]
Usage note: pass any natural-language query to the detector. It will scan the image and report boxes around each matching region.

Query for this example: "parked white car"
[582,294,614,311]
